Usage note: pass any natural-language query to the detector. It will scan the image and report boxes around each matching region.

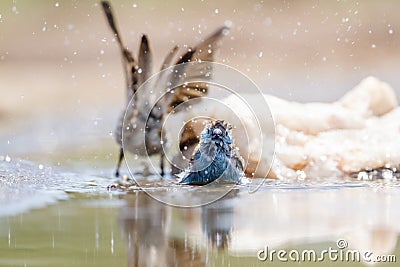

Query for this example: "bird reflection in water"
[119,190,237,267]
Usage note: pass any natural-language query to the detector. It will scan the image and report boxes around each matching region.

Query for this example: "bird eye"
[213,128,222,135]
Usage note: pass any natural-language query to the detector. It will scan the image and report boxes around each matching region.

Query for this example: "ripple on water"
[2,157,400,216]
[0,158,111,217]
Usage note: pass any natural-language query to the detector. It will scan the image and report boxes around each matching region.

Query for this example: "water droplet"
[132,3,137,8]
[296,170,306,180]
[101,37,107,43]
[137,68,142,74]
[263,17,272,26]
[371,44,376,48]
[382,169,394,180]
[388,29,394,34]
[5,155,11,162]
[357,171,369,181]
[322,56,327,62]
[38,164,44,170]
[12,6,19,14]
[8,229,11,247]
[258,51,263,58]
[224,20,232,28]
[214,8,219,14]
[55,2,60,7]
[42,26,47,32]
[100,49,104,55]
[133,154,138,160]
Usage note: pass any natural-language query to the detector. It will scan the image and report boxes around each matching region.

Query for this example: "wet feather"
[179,120,244,185]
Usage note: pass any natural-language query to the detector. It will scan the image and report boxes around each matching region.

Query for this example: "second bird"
[100,1,230,177]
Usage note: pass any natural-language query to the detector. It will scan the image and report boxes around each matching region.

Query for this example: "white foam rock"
[181,76,398,179]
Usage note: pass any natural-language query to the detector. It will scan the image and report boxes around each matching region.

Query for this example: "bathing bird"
[100,1,229,177]
[179,120,244,185]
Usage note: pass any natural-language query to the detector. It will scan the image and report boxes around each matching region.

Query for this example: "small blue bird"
[179,120,244,185]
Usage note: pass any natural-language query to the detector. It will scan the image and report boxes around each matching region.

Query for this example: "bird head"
[203,120,232,146]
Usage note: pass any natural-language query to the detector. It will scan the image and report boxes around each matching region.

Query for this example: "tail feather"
[137,35,153,86]
[100,1,135,63]
[101,1,138,100]
[179,171,208,185]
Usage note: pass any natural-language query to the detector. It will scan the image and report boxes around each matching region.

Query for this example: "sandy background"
[1,0,400,167]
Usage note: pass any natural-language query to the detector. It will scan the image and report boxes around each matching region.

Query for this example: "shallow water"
[1,159,399,266]
[2,0,400,265]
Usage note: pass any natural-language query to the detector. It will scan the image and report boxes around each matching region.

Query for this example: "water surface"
[1,159,399,266]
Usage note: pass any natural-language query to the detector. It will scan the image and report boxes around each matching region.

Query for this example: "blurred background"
[1,0,400,170]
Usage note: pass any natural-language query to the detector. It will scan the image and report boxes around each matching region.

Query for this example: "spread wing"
[102,1,153,97]
[167,26,230,113]
[166,27,230,157]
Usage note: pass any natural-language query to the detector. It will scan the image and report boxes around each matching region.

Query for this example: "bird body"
[100,1,229,177]
[180,121,244,185]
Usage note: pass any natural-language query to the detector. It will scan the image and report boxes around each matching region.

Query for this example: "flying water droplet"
[224,20,232,28]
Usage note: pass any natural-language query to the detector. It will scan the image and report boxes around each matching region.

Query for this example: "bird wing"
[166,26,230,113]
[101,1,140,102]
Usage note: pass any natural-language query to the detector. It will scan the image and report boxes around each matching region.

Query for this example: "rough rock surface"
[183,77,400,179]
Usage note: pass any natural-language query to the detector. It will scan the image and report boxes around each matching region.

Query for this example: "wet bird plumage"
[179,121,244,185]
[100,1,229,177]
